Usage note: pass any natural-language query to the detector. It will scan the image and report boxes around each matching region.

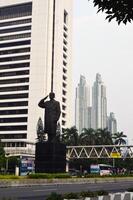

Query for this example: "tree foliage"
[36,117,44,135]
[62,126,79,146]
[36,117,45,142]
[62,127,114,146]
[95,128,113,145]
[90,0,133,24]
[79,128,96,145]
[112,132,127,145]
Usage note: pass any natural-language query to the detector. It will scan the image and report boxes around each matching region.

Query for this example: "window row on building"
[0,2,32,20]
[0,109,28,115]
[0,117,27,123]
[0,62,30,70]
[0,18,32,28]
[0,33,31,41]
[0,48,30,56]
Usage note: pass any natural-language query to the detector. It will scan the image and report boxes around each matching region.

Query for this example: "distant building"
[88,106,92,129]
[91,73,107,130]
[75,75,90,134]
[108,112,117,134]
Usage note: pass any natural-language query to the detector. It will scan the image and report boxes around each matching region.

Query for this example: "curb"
[0,177,133,188]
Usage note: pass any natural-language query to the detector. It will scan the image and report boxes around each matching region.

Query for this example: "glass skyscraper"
[75,75,90,134]
[91,73,107,130]
[108,112,117,134]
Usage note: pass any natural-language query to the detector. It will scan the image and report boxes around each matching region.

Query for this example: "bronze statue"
[38,92,61,142]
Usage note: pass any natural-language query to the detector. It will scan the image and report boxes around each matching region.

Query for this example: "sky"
[73,0,133,144]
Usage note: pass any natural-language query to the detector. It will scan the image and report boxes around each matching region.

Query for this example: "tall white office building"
[91,73,107,130]
[75,75,90,134]
[108,112,117,135]
[0,0,73,153]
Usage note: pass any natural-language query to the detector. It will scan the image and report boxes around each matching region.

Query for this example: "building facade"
[107,112,117,135]
[91,73,107,130]
[0,0,73,153]
[75,75,90,134]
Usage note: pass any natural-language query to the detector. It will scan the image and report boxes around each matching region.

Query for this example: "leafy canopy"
[90,0,133,24]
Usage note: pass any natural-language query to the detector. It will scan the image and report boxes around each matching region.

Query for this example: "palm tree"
[95,128,113,145]
[61,126,79,146]
[112,132,127,145]
[79,128,96,145]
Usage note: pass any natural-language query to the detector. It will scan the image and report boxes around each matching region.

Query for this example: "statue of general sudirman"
[38,92,61,142]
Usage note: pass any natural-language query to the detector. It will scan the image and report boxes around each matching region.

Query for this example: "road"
[0,181,133,200]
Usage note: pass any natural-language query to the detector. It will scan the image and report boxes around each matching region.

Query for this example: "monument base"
[35,141,66,173]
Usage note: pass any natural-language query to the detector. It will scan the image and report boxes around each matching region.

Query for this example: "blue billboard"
[20,156,35,176]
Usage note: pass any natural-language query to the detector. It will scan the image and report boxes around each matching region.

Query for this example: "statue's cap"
[49,92,55,99]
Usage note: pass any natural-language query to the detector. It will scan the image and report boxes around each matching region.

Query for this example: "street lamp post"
[5,153,9,174]
[113,158,115,168]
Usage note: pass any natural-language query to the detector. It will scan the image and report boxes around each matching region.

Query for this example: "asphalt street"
[0,181,133,200]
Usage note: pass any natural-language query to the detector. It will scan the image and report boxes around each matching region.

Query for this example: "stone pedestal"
[35,141,66,173]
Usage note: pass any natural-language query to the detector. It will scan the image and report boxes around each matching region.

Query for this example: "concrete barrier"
[83,192,133,200]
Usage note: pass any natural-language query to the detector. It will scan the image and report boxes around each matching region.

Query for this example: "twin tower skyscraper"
[75,74,117,134]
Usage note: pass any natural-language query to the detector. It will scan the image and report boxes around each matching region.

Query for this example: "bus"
[90,164,113,176]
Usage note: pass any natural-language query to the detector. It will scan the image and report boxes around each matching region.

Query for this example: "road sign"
[110,152,121,158]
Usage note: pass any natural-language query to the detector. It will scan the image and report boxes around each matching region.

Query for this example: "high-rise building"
[75,75,90,134]
[108,112,117,135]
[91,73,107,130]
[87,106,92,129]
[0,0,73,153]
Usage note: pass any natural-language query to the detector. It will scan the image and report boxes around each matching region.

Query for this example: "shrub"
[28,173,52,179]
[80,191,97,197]
[63,192,80,199]
[127,188,133,192]
[46,193,63,200]
[28,173,71,179]
[0,175,19,179]
[52,173,71,179]
[96,190,109,196]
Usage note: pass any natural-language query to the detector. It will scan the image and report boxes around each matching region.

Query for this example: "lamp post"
[5,153,9,174]
[113,158,115,168]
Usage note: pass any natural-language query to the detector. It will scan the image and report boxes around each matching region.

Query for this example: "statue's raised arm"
[38,95,48,108]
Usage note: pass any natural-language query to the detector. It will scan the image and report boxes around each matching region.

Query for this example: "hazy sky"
[73,0,133,144]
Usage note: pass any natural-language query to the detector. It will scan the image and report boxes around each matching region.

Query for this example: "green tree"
[36,117,45,142]
[95,128,113,145]
[79,128,96,145]
[113,132,127,145]
[90,0,133,24]
[8,156,20,174]
[62,126,79,146]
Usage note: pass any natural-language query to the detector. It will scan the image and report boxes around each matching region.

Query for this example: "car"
[68,169,80,176]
